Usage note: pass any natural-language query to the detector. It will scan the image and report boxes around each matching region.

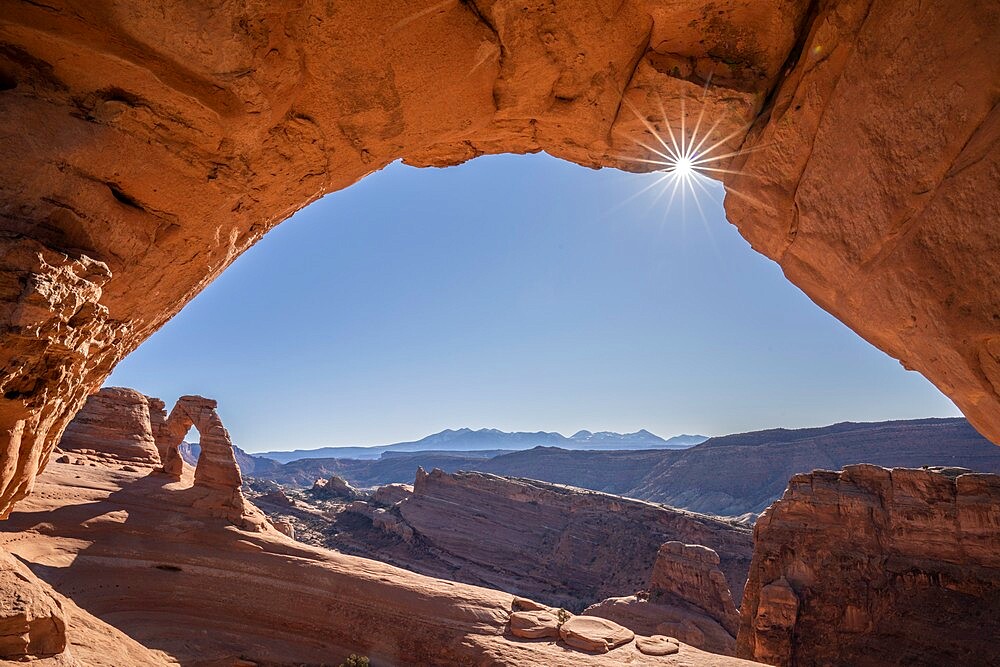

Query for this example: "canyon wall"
[738,465,1000,666]
[252,418,1000,517]
[1,424,759,666]
[0,0,998,518]
[391,468,752,611]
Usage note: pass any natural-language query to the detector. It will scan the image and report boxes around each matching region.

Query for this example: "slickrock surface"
[0,458,763,667]
[0,548,66,659]
[0,0,998,521]
[584,541,739,654]
[559,615,635,653]
[385,469,751,611]
[57,387,160,467]
[738,465,1000,667]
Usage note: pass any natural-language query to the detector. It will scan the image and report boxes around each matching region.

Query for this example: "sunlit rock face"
[738,465,1000,666]
[0,0,997,517]
[58,387,161,466]
[725,0,1000,443]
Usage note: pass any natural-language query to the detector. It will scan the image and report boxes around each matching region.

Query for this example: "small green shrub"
[339,654,370,667]
[556,608,570,626]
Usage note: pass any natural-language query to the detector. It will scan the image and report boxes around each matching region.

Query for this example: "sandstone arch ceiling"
[0,0,997,517]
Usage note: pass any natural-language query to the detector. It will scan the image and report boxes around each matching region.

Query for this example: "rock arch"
[0,0,997,517]
[155,396,242,491]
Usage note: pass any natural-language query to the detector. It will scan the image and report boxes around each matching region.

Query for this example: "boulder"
[558,616,634,653]
[635,635,680,656]
[509,610,560,639]
[312,475,360,501]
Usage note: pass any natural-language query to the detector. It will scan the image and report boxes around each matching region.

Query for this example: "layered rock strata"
[584,540,740,654]
[738,465,1000,667]
[384,468,752,611]
[0,455,762,667]
[0,0,998,522]
[57,387,160,466]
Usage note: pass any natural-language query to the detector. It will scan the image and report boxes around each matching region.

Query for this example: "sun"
[672,155,694,177]
[616,86,763,220]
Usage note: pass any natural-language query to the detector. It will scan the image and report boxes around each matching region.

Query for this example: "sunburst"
[615,80,766,222]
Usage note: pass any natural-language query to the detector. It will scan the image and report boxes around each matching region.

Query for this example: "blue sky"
[106,153,960,452]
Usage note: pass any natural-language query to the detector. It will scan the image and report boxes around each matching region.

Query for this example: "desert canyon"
[1,0,999,665]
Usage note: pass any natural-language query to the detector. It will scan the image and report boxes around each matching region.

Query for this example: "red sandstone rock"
[510,610,561,639]
[651,541,739,636]
[395,468,751,611]
[0,0,997,524]
[635,635,680,656]
[559,615,634,653]
[372,483,413,507]
[738,464,1000,666]
[311,475,360,501]
[0,458,754,667]
[0,549,66,659]
[584,539,739,654]
[58,387,160,466]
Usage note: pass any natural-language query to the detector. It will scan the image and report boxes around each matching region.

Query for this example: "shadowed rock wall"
[738,465,1000,666]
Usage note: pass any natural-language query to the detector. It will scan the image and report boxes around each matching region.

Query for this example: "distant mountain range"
[254,428,707,463]
[241,417,1000,517]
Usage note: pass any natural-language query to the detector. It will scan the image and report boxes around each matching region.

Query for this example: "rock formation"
[311,475,361,500]
[584,540,740,654]
[372,483,413,507]
[0,453,758,666]
[559,615,635,653]
[0,0,997,522]
[650,542,739,635]
[738,465,1000,666]
[256,418,1000,517]
[0,548,66,659]
[57,387,160,466]
[362,468,752,612]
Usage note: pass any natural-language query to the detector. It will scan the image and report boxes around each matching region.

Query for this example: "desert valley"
[1,0,998,665]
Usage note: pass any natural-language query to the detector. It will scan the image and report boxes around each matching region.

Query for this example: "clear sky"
[106,153,960,452]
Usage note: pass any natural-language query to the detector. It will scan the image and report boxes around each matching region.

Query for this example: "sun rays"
[615,80,769,228]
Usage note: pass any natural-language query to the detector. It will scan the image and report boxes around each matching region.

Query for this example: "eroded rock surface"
[57,387,160,466]
[0,455,757,666]
[391,468,752,611]
[0,549,66,659]
[584,540,740,654]
[738,464,1000,666]
[0,0,997,520]
[312,475,361,501]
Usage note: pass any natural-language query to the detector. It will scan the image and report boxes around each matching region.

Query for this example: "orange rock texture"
[0,454,764,666]
[738,464,1000,666]
[398,468,752,611]
[584,541,740,655]
[0,0,997,520]
[57,386,161,466]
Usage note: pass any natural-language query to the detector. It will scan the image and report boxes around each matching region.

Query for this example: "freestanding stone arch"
[0,0,997,517]
[155,396,242,490]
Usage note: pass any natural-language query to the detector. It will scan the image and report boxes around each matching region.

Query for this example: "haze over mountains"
[255,428,708,462]
[233,418,1000,517]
